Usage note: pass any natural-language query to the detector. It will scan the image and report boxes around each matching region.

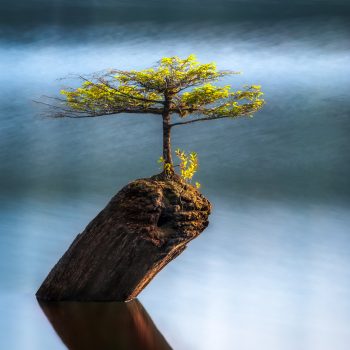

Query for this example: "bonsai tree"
[35,55,265,302]
[42,54,264,177]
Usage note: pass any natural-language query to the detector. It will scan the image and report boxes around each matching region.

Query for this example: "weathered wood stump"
[36,174,211,301]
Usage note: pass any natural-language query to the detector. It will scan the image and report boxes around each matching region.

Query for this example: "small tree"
[42,55,264,177]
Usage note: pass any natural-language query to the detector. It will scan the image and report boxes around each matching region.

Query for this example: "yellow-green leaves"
[60,82,162,115]
[114,54,230,94]
[175,149,199,184]
[177,83,264,119]
[181,84,231,108]
[157,149,200,187]
[157,156,173,175]
[47,54,266,194]
[57,54,264,120]
[219,85,264,118]
[234,85,264,101]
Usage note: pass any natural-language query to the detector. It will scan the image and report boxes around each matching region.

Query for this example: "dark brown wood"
[162,116,172,166]
[38,299,172,350]
[162,94,173,167]
[36,175,211,301]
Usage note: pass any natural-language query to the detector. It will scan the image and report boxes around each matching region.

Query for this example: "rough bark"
[162,117,172,166]
[162,94,173,166]
[36,174,211,301]
[39,299,172,350]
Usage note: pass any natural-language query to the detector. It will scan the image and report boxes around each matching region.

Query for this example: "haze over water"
[0,1,350,349]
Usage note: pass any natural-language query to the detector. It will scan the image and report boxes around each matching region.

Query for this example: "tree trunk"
[36,176,211,302]
[162,93,173,169]
[162,113,172,167]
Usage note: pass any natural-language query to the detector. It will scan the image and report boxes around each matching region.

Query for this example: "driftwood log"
[36,174,211,301]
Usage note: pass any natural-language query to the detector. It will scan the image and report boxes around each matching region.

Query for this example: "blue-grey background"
[0,1,350,349]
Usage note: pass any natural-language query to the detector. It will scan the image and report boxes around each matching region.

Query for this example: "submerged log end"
[36,174,211,301]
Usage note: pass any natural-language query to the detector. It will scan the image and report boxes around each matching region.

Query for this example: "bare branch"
[34,99,163,119]
[170,111,252,127]
[51,109,163,119]
[33,100,87,114]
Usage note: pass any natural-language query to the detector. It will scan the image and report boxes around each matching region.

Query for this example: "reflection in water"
[38,299,172,350]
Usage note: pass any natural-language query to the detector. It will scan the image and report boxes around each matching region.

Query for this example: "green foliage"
[60,81,162,115]
[181,84,230,109]
[56,54,264,120]
[157,156,172,173]
[115,55,225,93]
[44,55,265,186]
[175,149,199,182]
[158,149,200,188]
[157,156,173,176]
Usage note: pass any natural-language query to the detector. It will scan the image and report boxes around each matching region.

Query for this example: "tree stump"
[36,174,211,301]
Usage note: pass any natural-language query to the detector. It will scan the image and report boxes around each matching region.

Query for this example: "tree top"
[40,54,264,126]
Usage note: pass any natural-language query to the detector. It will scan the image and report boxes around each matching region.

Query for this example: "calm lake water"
[1,2,350,349]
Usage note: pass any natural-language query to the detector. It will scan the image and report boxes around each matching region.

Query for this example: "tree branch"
[96,77,165,105]
[170,112,251,127]
[71,74,163,105]
[34,100,163,119]
[49,109,163,119]
[110,70,163,92]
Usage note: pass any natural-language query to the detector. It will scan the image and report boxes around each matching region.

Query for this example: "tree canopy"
[45,54,264,122]
[40,54,265,175]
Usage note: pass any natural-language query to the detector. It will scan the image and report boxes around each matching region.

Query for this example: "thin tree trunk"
[162,93,173,169]
[162,113,172,167]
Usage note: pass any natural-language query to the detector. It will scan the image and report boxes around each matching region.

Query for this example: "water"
[1,2,350,349]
